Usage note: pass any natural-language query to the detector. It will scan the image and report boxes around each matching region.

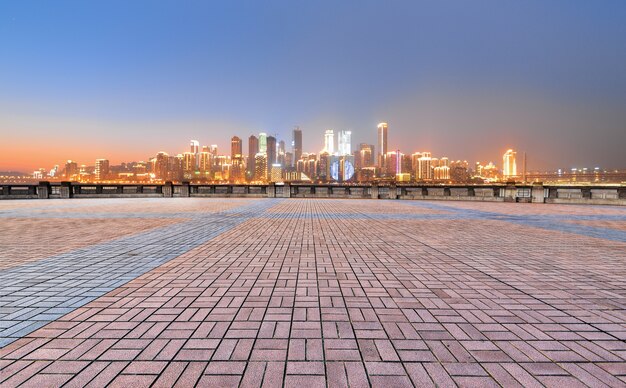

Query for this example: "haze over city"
[2,1,626,171]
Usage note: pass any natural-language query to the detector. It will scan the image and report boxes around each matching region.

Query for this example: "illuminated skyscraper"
[324,130,335,154]
[190,140,199,154]
[254,152,268,181]
[182,152,196,179]
[357,144,374,168]
[64,160,78,179]
[95,159,110,181]
[198,151,212,178]
[278,140,286,166]
[259,132,267,154]
[270,164,283,182]
[292,126,302,165]
[377,122,388,169]
[338,130,352,156]
[418,152,432,180]
[503,149,517,178]
[154,152,169,180]
[231,136,242,158]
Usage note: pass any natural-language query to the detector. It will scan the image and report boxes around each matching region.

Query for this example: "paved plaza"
[0,198,625,387]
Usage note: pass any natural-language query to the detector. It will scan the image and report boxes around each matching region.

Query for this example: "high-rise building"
[154,152,169,180]
[418,152,432,180]
[64,160,78,179]
[198,151,212,178]
[292,126,302,165]
[278,140,286,166]
[434,165,450,180]
[182,152,196,179]
[95,159,110,181]
[254,152,268,181]
[248,135,259,180]
[270,164,283,182]
[267,136,277,166]
[357,144,373,168]
[259,132,267,154]
[324,130,335,154]
[503,149,517,179]
[338,130,352,156]
[190,140,199,154]
[377,122,388,169]
[231,136,242,158]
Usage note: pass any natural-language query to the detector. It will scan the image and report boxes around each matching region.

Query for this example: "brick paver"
[1,198,625,387]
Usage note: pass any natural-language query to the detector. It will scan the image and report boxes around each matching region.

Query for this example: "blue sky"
[1,0,625,170]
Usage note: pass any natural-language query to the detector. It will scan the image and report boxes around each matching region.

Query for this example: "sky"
[1,0,626,172]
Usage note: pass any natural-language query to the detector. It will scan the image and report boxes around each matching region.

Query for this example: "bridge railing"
[1,181,625,205]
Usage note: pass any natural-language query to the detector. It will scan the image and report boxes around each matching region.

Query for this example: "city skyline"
[2,1,626,171]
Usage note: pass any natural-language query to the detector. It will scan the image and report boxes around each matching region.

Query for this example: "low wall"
[1,182,625,205]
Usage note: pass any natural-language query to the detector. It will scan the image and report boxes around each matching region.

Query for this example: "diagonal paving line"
[0,199,284,347]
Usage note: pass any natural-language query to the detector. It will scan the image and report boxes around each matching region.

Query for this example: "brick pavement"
[1,198,625,387]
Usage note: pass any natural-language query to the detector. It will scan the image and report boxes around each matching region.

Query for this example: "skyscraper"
[64,160,78,179]
[267,136,277,166]
[338,130,352,156]
[95,159,110,181]
[292,126,302,165]
[231,136,242,158]
[324,130,335,154]
[182,152,196,179]
[190,140,199,154]
[418,152,432,180]
[377,122,388,170]
[248,135,258,180]
[259,132,267,154]
[154,152,169,180]
[503,149,517,178]
[254,152,268,181]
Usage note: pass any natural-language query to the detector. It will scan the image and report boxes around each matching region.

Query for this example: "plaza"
[0,198,625,387]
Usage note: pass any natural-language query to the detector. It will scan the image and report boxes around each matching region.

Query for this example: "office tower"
[64,160,78,179]
[254,152,268,181]
[285,152,293,168]
[357,144,373,168]
[377,122,388,169]
[198,151,212,177]
[154,152,169,180]
[190,140,199,154]
[278,140,286,165]
[418,152,432,180]
[338,130,352,156]
[95,159,110,181]
[248,135,259,180]
[324,130,335,154]
[231,136,242,158]
[503,149,517,178]
[292,126,302,165]
[209,145,218,157]
[182,152,196,179]
[259,132,267,154]
[231,157,245,182]
[267,136,277,166]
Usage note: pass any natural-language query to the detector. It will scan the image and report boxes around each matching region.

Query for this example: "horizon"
[2,1,626,171]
